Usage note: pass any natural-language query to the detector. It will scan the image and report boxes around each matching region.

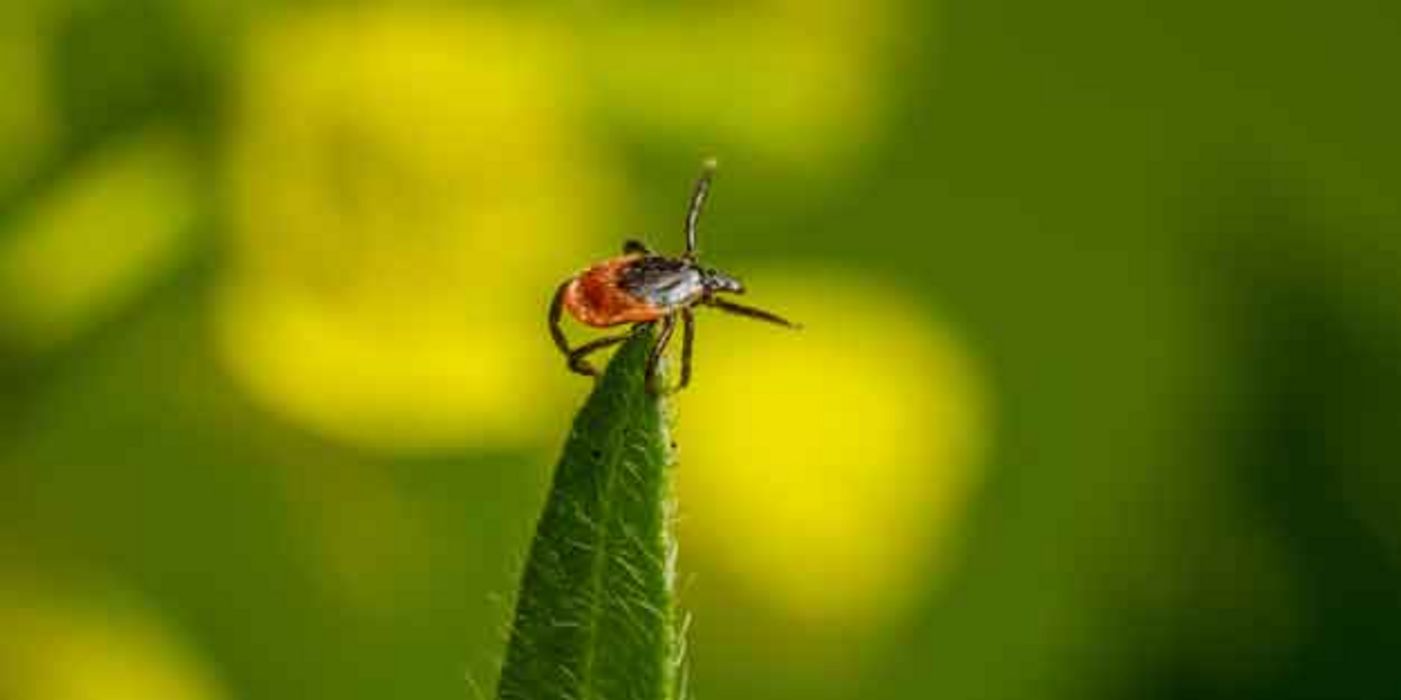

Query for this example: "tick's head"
[702,267,744,295]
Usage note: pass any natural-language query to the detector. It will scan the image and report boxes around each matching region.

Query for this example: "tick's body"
[563,255,703,327]
[550,160,796,393]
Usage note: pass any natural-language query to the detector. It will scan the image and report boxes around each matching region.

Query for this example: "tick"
[549,159,799,394]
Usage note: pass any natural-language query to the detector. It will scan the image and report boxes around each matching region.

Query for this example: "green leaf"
[496,328,680,700]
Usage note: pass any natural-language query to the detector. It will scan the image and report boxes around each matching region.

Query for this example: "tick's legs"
[567,332,633,377]
[679,308,695,390]
[683,159,717,260]
[705,297,800,329]
[645,314,677,394]
[623,239,652,255]
[549,280,573,360]
[552,278,637,378]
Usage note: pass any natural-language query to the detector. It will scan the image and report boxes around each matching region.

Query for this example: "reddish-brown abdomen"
[563,255,667,327]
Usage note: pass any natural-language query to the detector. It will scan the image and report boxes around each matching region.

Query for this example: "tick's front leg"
[678,308,695,390]
[567,333,633,377]
[645,315,677,394]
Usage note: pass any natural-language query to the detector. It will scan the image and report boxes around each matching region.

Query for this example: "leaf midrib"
[575,385,633,700]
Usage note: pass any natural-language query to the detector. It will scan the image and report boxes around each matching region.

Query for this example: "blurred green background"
[3,0,1400,698]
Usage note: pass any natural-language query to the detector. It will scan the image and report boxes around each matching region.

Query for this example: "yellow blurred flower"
[214,0,910,452]
[675,269,988,627]
[219,8,617,452]
[0,130,198,350]
[0,579,227,700]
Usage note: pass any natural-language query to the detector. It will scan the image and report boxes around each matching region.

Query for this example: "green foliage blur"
[3,0,1401,699]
